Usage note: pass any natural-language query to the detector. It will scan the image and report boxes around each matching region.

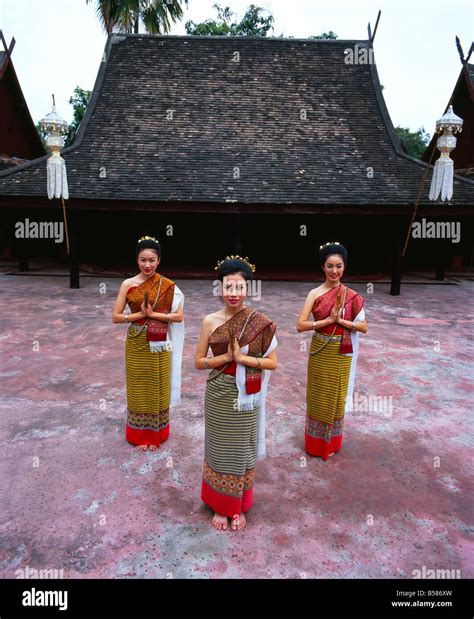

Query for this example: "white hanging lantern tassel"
[47,151,69,199]
[429,105,463,202]
[39,98,71,254]
[39,102,69,200]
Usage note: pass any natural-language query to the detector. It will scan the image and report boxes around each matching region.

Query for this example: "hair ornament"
[319,241,341,250]
[214,255,256,273]
[138,235,159,243]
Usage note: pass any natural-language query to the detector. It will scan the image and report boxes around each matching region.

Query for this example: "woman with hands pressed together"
[112,236,184,452]
[296,242,367,461]
[195,257,277,531]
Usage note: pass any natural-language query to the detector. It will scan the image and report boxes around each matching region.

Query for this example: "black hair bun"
[136,237,161,258]
[216,258,254,281]
[319,242,348,266]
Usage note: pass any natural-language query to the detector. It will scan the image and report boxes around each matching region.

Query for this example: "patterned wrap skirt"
[305,332,352,460]
[201,371,259,518]
[125,323,171,447]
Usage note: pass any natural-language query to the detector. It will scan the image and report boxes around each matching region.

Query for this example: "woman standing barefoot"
[296,243,367,461]
[112,236,184,451]
[195,257,277,531]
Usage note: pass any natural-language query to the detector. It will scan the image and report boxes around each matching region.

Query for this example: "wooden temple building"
[422,62,474,179]
[0,31,45,170]
[0,33,473,292]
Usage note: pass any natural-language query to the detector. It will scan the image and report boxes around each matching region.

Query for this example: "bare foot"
[329,452,335,457]
[212,513,228,530]
[231,513,246,531]
[137,444,148,452]
[148,444,159,451]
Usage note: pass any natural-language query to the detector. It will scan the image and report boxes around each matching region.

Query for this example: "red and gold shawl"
[312,285,364,354]
[127,273,175,341]
[209,306,276,394]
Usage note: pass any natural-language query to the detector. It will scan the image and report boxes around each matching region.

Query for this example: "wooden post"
[390,228,403,296]
[311,215,319,273]
[19,251,29,272]
[435,241,445,281]
[69,211,80,289]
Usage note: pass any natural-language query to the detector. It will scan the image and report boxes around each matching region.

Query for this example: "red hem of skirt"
[126,424,169,447]
[201,480,253,518]
[305,433,343,461]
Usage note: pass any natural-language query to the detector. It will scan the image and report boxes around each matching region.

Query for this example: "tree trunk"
[134,6,139,33]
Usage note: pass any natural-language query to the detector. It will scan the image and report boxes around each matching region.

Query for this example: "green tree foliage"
[185,3,337,39]
[309,31,338,39]
[35,121,48,150]
[185,3,274,36]
[86,0,188,34]
[65,86,92,147]
[395,126,431,159]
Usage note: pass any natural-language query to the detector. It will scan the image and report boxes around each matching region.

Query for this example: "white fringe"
[429,156,454,202]
[47,155,69,200]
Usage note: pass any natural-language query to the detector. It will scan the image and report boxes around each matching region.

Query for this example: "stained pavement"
[0,276,472,579]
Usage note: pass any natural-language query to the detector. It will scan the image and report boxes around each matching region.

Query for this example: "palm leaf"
[87,0,188,34]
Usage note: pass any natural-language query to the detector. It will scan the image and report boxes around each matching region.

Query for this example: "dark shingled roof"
[468,63,474,86]
[0,34,473,206]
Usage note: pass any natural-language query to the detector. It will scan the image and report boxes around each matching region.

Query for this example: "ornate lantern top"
[435,105,463,134]
[39,96,68,152]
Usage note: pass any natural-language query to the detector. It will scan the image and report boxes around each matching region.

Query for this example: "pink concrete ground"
[0,276,472,579]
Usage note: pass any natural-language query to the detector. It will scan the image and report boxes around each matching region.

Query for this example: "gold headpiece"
[138,235,159,243]
[214,255,256,273]
[319,241,341,250]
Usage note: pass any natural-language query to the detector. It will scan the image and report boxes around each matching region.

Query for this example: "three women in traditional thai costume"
[195,257,278,531]
[112,238,366,529]
[112,236,184,451]
[296,242,367,461]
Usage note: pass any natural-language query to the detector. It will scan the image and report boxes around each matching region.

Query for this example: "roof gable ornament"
[367,10,381,43]
[455,36,473,66]
[0,30,15,77]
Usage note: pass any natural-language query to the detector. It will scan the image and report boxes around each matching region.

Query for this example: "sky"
[1,0,473,137]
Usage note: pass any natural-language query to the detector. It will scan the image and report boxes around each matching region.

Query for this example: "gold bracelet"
[124,314,128,323]
[256,357,261,369]
[167,313,171,323]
